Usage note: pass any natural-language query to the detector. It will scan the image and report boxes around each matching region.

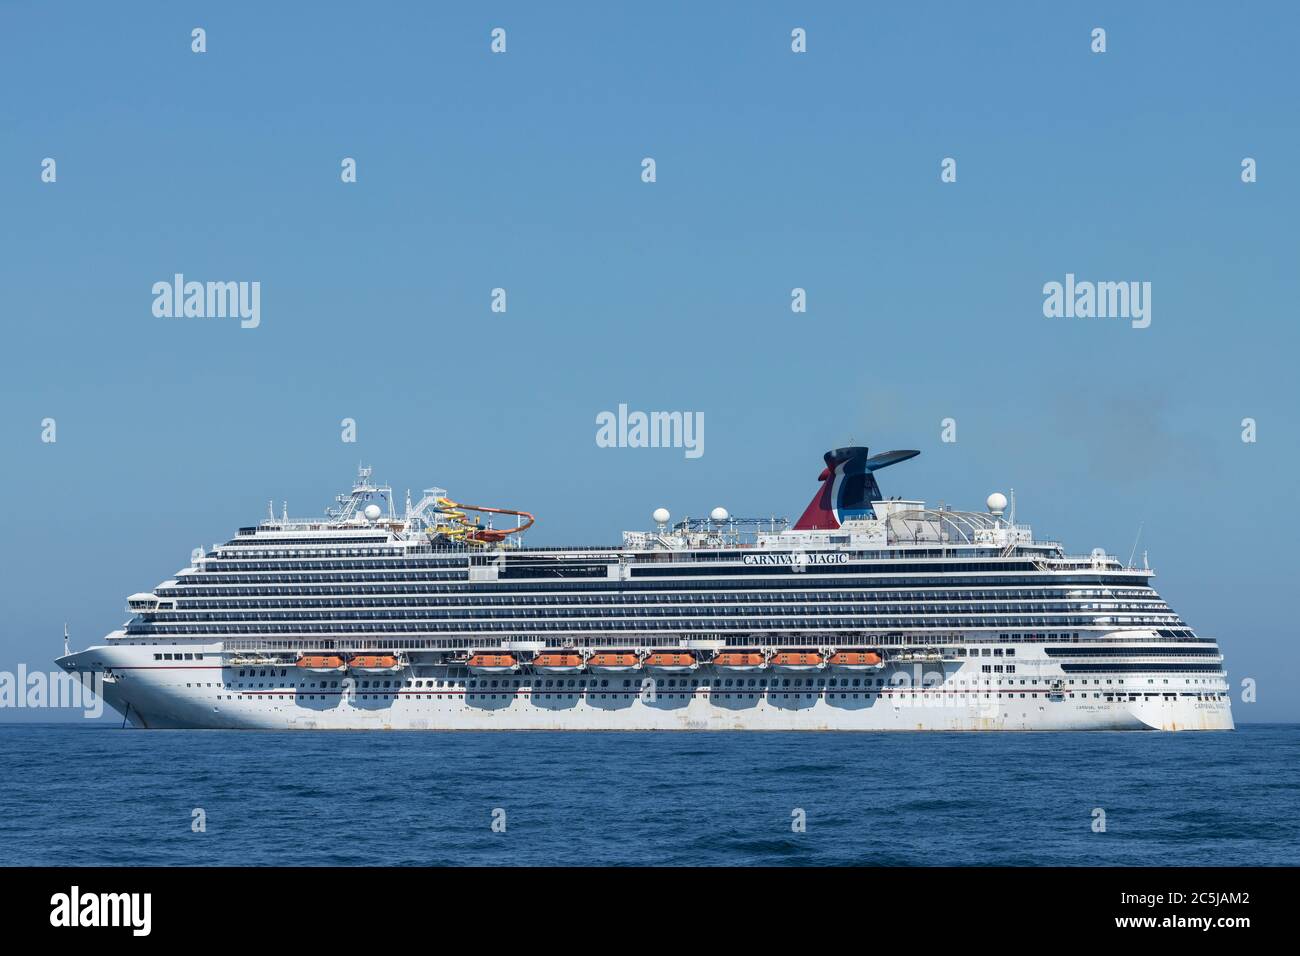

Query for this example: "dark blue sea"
[1,723,1296,866]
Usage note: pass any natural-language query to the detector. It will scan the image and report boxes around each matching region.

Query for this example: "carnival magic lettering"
[743,552,849,566]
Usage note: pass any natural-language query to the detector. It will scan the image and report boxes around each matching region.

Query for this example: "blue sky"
[1,2,1296,721]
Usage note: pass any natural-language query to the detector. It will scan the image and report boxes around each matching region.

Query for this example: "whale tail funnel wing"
[792,447,920,530]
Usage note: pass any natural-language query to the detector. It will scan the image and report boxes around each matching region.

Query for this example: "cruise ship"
[57,447,1233,731]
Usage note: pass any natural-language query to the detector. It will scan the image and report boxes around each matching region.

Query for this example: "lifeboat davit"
[770,651,826,673]
[587,652,641,673]
[349,654,403,675]
[713,652,767,672]
[228,654,280,667]
[829,651,884,671]
[532,652,585,674]
[644,652,697,673]
[296,654,347,674]
[467,653,519,675]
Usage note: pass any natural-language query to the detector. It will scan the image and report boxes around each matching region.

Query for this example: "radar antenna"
[1127,521,1144,569]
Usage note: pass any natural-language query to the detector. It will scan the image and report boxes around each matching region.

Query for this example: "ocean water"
[0,723,1295,866]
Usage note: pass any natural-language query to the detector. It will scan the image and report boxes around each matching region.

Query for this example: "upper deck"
[190,456,1144,580]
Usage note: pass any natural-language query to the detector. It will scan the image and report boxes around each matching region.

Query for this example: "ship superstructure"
[58,450,1233,730]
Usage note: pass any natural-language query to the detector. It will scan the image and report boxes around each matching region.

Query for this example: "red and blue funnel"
[793,447,920,530]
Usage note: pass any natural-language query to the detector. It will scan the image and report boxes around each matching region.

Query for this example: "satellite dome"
[986,492,1008,514]
[710,506,729,522]
[652,507,670,525]
[363,504,382,521]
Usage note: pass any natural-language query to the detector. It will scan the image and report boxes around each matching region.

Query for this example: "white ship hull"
[59,644,1235,732]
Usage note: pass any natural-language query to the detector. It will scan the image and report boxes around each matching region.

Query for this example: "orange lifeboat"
[349,654,403,675]
[532,652,585,674]
[829,651,884,671]
[587,652,642,673]
[467,653,519,675]
[296,654,347,673]
[770,651,826,673]
[644,651,697,673]
[713,651,767,672]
